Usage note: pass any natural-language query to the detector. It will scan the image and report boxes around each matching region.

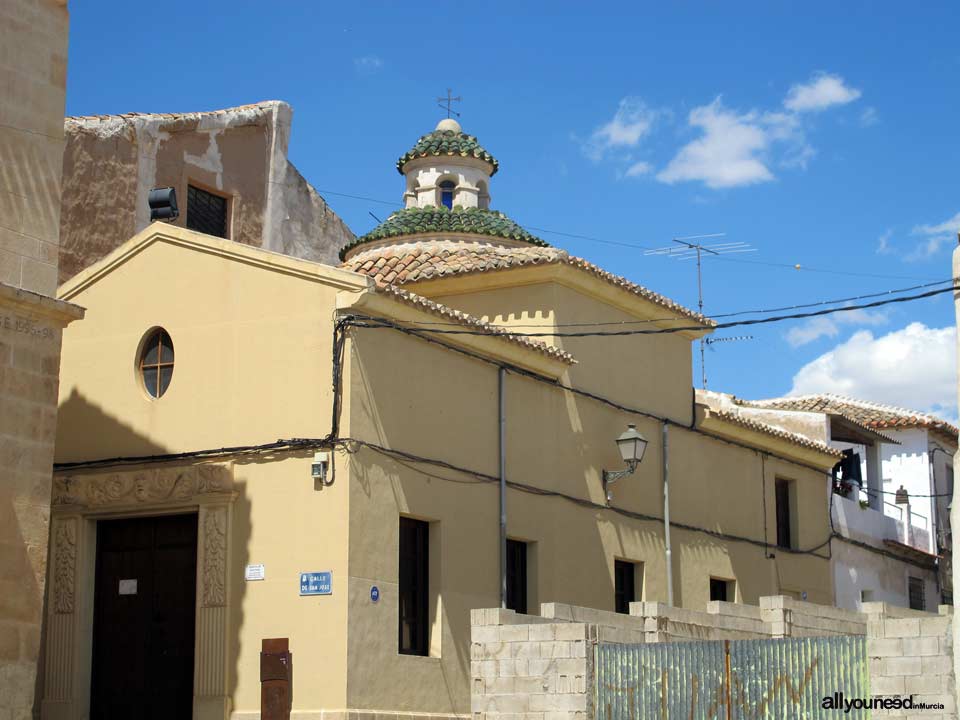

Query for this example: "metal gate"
[595,635,868,719]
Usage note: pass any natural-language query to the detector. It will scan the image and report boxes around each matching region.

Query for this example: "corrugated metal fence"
[596,636,868,719]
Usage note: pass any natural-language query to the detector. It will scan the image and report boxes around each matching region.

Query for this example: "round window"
[139,328,174,398]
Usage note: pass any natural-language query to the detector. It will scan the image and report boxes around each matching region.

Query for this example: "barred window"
[186,185,228,238]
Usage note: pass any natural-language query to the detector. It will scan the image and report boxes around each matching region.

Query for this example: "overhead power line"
[354,283,960,339]
[315,188,943,282]
[389,277,956,329]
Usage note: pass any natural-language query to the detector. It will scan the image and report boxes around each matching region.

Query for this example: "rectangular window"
[398,517,429,655]
[186,184,228,238]
[775,479,793,549]
[709,577,735,603]
[614,560,636,614]
[506,539,527,614]
[908,577,925,611]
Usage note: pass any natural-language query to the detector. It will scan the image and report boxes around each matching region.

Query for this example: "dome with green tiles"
[339,206,548,261]
[396,118,499,176]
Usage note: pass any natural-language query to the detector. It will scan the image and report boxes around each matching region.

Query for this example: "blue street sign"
[299,571,332,596]
[370,586,380,603]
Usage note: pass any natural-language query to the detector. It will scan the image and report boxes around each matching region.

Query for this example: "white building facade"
[699,391,955,612]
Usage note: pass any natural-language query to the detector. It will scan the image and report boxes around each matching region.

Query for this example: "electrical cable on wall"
[54,314,944,573]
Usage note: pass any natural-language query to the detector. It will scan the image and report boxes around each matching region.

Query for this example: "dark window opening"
[614,560,636,614]
[139,328,174,398]
[710,577,733,602]
[908,576,925,611]
[399,517,429,655]
[186,184,228,238]
[439,180,455,209]
[506,539,527,614]
[775,479,793,549]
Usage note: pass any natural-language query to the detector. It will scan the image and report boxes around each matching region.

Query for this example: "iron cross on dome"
[437,89,462,118]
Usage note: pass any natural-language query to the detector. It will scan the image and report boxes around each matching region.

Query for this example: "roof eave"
[335,285,575,379]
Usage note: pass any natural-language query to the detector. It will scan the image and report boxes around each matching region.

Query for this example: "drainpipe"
[499,367,507,609]
[663,422,674,606]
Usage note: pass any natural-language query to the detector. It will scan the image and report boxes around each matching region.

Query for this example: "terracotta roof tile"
[742,394,959,443]
[343,241,712,326]
[707,408,843,458]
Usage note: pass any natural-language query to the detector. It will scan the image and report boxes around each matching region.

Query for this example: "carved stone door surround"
[41,461,236,720]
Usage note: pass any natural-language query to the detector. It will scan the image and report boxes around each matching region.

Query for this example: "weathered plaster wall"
[59,102,353,283]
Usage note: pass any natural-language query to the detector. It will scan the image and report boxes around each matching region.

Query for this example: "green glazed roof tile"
[339,206,547,260]
[397,130,499,175]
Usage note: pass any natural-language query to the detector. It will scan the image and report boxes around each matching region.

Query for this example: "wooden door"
[90,513,197,719]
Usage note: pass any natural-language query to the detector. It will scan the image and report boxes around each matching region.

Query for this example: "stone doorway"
[90,513,198,719]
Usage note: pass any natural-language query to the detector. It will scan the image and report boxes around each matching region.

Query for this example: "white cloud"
[784,73,862,113]
[860,107,879,127]
[354,55,383,73]
[907,211,960,261]
[788,322,957,416]
[656,99,776,189]
[584,98,657,160]
[912,211,960,237]
[625,160,653,177]
[876,229,893,255]
[784,309,888,347]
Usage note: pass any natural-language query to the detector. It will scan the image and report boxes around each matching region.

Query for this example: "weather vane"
[437,89,462,118]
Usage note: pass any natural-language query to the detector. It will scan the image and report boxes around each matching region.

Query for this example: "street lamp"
[603,424,648,502]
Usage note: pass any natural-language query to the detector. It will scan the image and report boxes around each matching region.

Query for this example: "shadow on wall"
[45,389,260,718]
[55,389,168,462]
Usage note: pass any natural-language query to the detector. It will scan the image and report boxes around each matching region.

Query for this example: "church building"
[42,118,841,719]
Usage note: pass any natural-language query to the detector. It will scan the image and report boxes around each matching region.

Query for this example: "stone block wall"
[471,608,593,720]
[471,599,955,720]
[0,0,69,296]
[863,603,955,718]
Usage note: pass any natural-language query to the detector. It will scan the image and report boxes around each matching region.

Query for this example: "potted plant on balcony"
[833,479,855,498]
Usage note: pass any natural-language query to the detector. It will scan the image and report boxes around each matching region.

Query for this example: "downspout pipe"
[499,366,507,609]
[663,422,674,606]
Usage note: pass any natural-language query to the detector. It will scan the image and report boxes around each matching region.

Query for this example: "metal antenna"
[437,89,462,119]
[644,235,756,388]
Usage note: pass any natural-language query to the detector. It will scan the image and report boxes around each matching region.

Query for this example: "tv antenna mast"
[644,234,756,388]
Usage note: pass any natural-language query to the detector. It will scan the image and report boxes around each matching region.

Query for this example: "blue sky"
[67,2,960,417]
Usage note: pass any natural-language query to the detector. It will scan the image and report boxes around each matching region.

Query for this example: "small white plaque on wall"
[245,564,266,581]
[118,579,138,595]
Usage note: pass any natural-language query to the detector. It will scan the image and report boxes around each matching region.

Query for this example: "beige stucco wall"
[55,229,363,461]
[51,229,364,717]
[59,102,354,284]
[428,278,696,424]
[49,228,834,717]
[341,290,833,715]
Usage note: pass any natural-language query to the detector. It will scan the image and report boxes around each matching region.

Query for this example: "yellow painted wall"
[56,235,355,461]
[53,231,833,717]
[342,319,832,714]
[53,233,363,714]
[430,280,695,424]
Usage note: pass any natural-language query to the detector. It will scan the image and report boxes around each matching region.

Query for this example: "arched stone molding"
[41,462,236,720]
